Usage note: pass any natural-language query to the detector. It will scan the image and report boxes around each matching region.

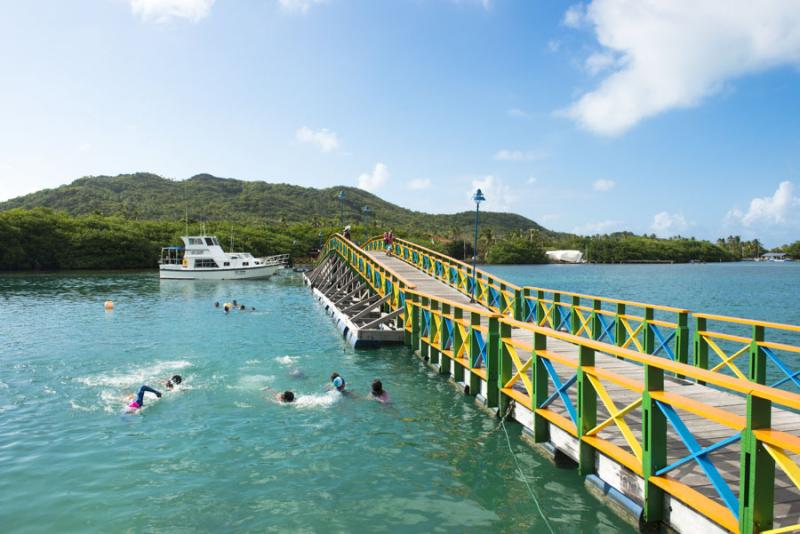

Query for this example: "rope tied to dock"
[495,400,557,534]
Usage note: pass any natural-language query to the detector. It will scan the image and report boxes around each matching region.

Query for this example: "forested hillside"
[0,173,551,236]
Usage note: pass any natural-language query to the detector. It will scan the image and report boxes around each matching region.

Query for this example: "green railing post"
[615,303,626,349]
[420,296,430,361]
[642,364,666,526]
[514,288,523,321]
[439,302,451,376]
[499,320,512,415]
[453,307,465,384]
[468,312,482,396]
[536,290,545,326]
[675,311,689,379]
[591,299,602,341]
[553,292,562,331]
[486,276,494,309]
[643,307,655,355]
[577,344,596,477]
[749,325,766,385]
[430,299,440,367]
[411,293,420,353]
[570,295,581,335]
[532,330,549,443]
[499,282,507,315]
[486,316,500,408]
[694,316,709,384]
[739,395,774,533]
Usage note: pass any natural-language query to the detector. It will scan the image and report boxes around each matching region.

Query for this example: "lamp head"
[473,188,486,204]
[338,190,345,200]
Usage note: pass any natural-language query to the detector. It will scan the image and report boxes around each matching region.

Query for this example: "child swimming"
[330,372,346,392]
[370,379,390,403]
[127,385,161,410]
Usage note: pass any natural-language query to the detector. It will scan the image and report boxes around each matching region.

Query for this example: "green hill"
[0,172,552,236]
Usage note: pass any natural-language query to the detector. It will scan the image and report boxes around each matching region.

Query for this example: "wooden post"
[453,307,465,384]
[468,311,482,396]
[439,302,451,376]
[513,288,523,321]
[694,316,709,384]
[429,299,440,367]
[642,364,666,525]
[738,394,774,534]
[643,307,655,355]
[577,344,596,476]
[591,299,601,341]
[675,311,689,378]
[411,293,420,353]
[499,320,512,415]
[571,295,581,335]
[486,315,500,408]
[749,325,766,385]
[532,330,549,443]
[553,292,562,331]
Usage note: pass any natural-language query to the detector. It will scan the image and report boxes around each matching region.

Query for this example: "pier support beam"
[642,364,666,527]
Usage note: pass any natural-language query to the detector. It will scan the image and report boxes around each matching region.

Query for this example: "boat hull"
[159,264,284,280]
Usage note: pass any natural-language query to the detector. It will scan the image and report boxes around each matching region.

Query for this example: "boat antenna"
[183,179,189,237]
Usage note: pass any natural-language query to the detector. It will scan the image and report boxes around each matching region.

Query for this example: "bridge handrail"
[325,233,416,289]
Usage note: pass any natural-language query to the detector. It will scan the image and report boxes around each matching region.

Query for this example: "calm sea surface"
[1,263,797,533]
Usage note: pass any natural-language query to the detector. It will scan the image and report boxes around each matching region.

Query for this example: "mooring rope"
[496,401,557,534]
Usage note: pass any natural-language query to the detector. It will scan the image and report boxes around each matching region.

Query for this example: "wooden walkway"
[366,250,800,531]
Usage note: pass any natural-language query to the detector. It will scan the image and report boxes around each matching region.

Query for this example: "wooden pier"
[311,234,800,534]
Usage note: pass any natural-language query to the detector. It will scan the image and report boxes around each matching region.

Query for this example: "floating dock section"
[309,233,800,534]
[304,253,404,348]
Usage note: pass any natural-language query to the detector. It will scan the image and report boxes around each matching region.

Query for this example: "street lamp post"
[362,205,370,244]
[470,188,485,303]
[337,190,345,227]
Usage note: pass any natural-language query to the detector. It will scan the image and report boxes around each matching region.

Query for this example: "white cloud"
[130,0,214,22]
[507,108,530,118]
[357,163,389,192]
[295,127,339,153]
[562,1,800,135]
[592,178,615,192]
[408,178,432,190]
[572,219,623,235]
[493,149,545,161]
[278,0,327,13]
[651,211,689,237]
[726,181,800,227]
[468,175,515,211]
[585,51,617,75]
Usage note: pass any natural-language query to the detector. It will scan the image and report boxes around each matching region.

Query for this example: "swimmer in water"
[165,375,182,389]
[370,379,390,403]
[127,385,161,410]
[214,302,220,308]
[330,372,346,392]
[240,304,246,311]
[262,386,295,403]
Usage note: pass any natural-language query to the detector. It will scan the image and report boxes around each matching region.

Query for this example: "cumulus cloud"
[357,163,389,192]
[651,211,689,237]
[408,178,432,190]
[726,181,800,227]
[130,0,214,22]
[592,178,615,192]
[493,149,545,161]
[468,175,515,211]
[562,0,800,135]
[296,127,339,153]
[278,0,327,13]
[572,219,623,235]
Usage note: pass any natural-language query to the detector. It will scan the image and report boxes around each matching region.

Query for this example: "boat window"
[195,259,219,268]
[242,262,249,266]
[223,262,230,266]
[205,238,214,246]
[188,238,203,245]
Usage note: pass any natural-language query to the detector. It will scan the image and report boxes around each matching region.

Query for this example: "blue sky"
[1,0,799,245]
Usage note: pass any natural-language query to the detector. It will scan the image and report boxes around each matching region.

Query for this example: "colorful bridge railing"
[325,234,800,533]
[364,235,800,392]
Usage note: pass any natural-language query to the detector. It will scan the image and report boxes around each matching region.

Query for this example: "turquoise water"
[0,271,633,533]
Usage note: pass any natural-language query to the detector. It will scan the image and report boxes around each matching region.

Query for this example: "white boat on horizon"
[159,235,289,280]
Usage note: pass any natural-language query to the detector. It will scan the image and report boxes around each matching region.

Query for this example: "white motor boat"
[159,235,289,280]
